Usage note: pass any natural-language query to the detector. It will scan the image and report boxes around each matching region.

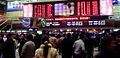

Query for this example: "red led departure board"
[32,1,100,17]
[77,1,98,16]
[34,4,53,17]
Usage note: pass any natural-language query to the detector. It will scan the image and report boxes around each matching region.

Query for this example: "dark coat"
[4,39,15,58]
[0,40,4,54]
[21,41,36,58]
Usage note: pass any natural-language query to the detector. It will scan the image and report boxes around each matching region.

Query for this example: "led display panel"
[7,1,24,11]
[77,1,99,16]
[54,2,74,16]
[34,4,53,17]
[24,0,112,17]
[100,0,113,15]
[24,4,33,17]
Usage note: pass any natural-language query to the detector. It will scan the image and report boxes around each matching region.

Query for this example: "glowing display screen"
[34,4,53,17]
[54,2,75,16]
[24,0,112,17]
[100,0,113,15]
[77,1,99,16]
[24,4,33,17]
[88,20,105,26]
[46,22,60,27]
[67,21,83,26]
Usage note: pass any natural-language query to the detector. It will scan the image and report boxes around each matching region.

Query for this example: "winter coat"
[21,41,36,58]
[34,43,59,58]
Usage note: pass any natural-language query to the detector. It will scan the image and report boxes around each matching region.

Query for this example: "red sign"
[34,4,53,17]
[44,17,90,21]
[77,1,98,16]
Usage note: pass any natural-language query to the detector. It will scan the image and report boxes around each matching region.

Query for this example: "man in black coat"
[4,34,15,58]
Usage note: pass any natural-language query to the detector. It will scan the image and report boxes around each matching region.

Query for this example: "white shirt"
[73,39,85,54]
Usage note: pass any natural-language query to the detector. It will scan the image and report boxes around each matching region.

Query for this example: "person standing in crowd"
[61,33,74,58]
[95,31,120,58]
[33,34,42,49]
[4,34,15,58]
[34,41,59,58]
[0,35,4,58]
[41,33,49,44]
[21,34,36,58]
[49,34,58,48]
[84,33,95,58]
[58,34,65,55]
[19,34,27,58]
[73,35,85,58]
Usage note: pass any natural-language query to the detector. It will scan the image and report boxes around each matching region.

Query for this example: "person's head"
[20,34,26,40]
[6,34,14,40]
[26,34,33,41]
[67,33,71,37]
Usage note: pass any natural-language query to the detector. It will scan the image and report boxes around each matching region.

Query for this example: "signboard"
[7,1,24,11]
[21,18,31,27]
[6,11,23,17]
[44,20,107,27]
[24,0,113,17]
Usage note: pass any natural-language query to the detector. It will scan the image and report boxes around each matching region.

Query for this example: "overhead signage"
[7,1,24,11]
[24,0,113,17]
[21,18,31,27]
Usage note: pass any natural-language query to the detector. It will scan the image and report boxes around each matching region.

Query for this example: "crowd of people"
[0,30,120,58]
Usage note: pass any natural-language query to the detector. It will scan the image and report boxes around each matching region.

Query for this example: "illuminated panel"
[54,2,75,16]
[67,21,83,26]
[46,22,60,27]
[24,4,33,17]
[55,17,78,21]
[42,4,45,17]
[34,5,37,17]
[77,2,80,15]
[81,2,86,15]
[38,5,42,17]
[92,1,98,15]
[46,4,53,17]
[44,17,90,21]
[34,5,42,17]
[88,20,105,26]
[86,1,91,15]
[45,18,54,21]
[100,0,113,15]
[80,17,90,20]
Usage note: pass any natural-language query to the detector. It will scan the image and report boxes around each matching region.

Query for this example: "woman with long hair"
[35,41,59,58]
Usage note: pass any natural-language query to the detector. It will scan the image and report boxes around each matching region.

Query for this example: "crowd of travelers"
[0,30,120,58]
